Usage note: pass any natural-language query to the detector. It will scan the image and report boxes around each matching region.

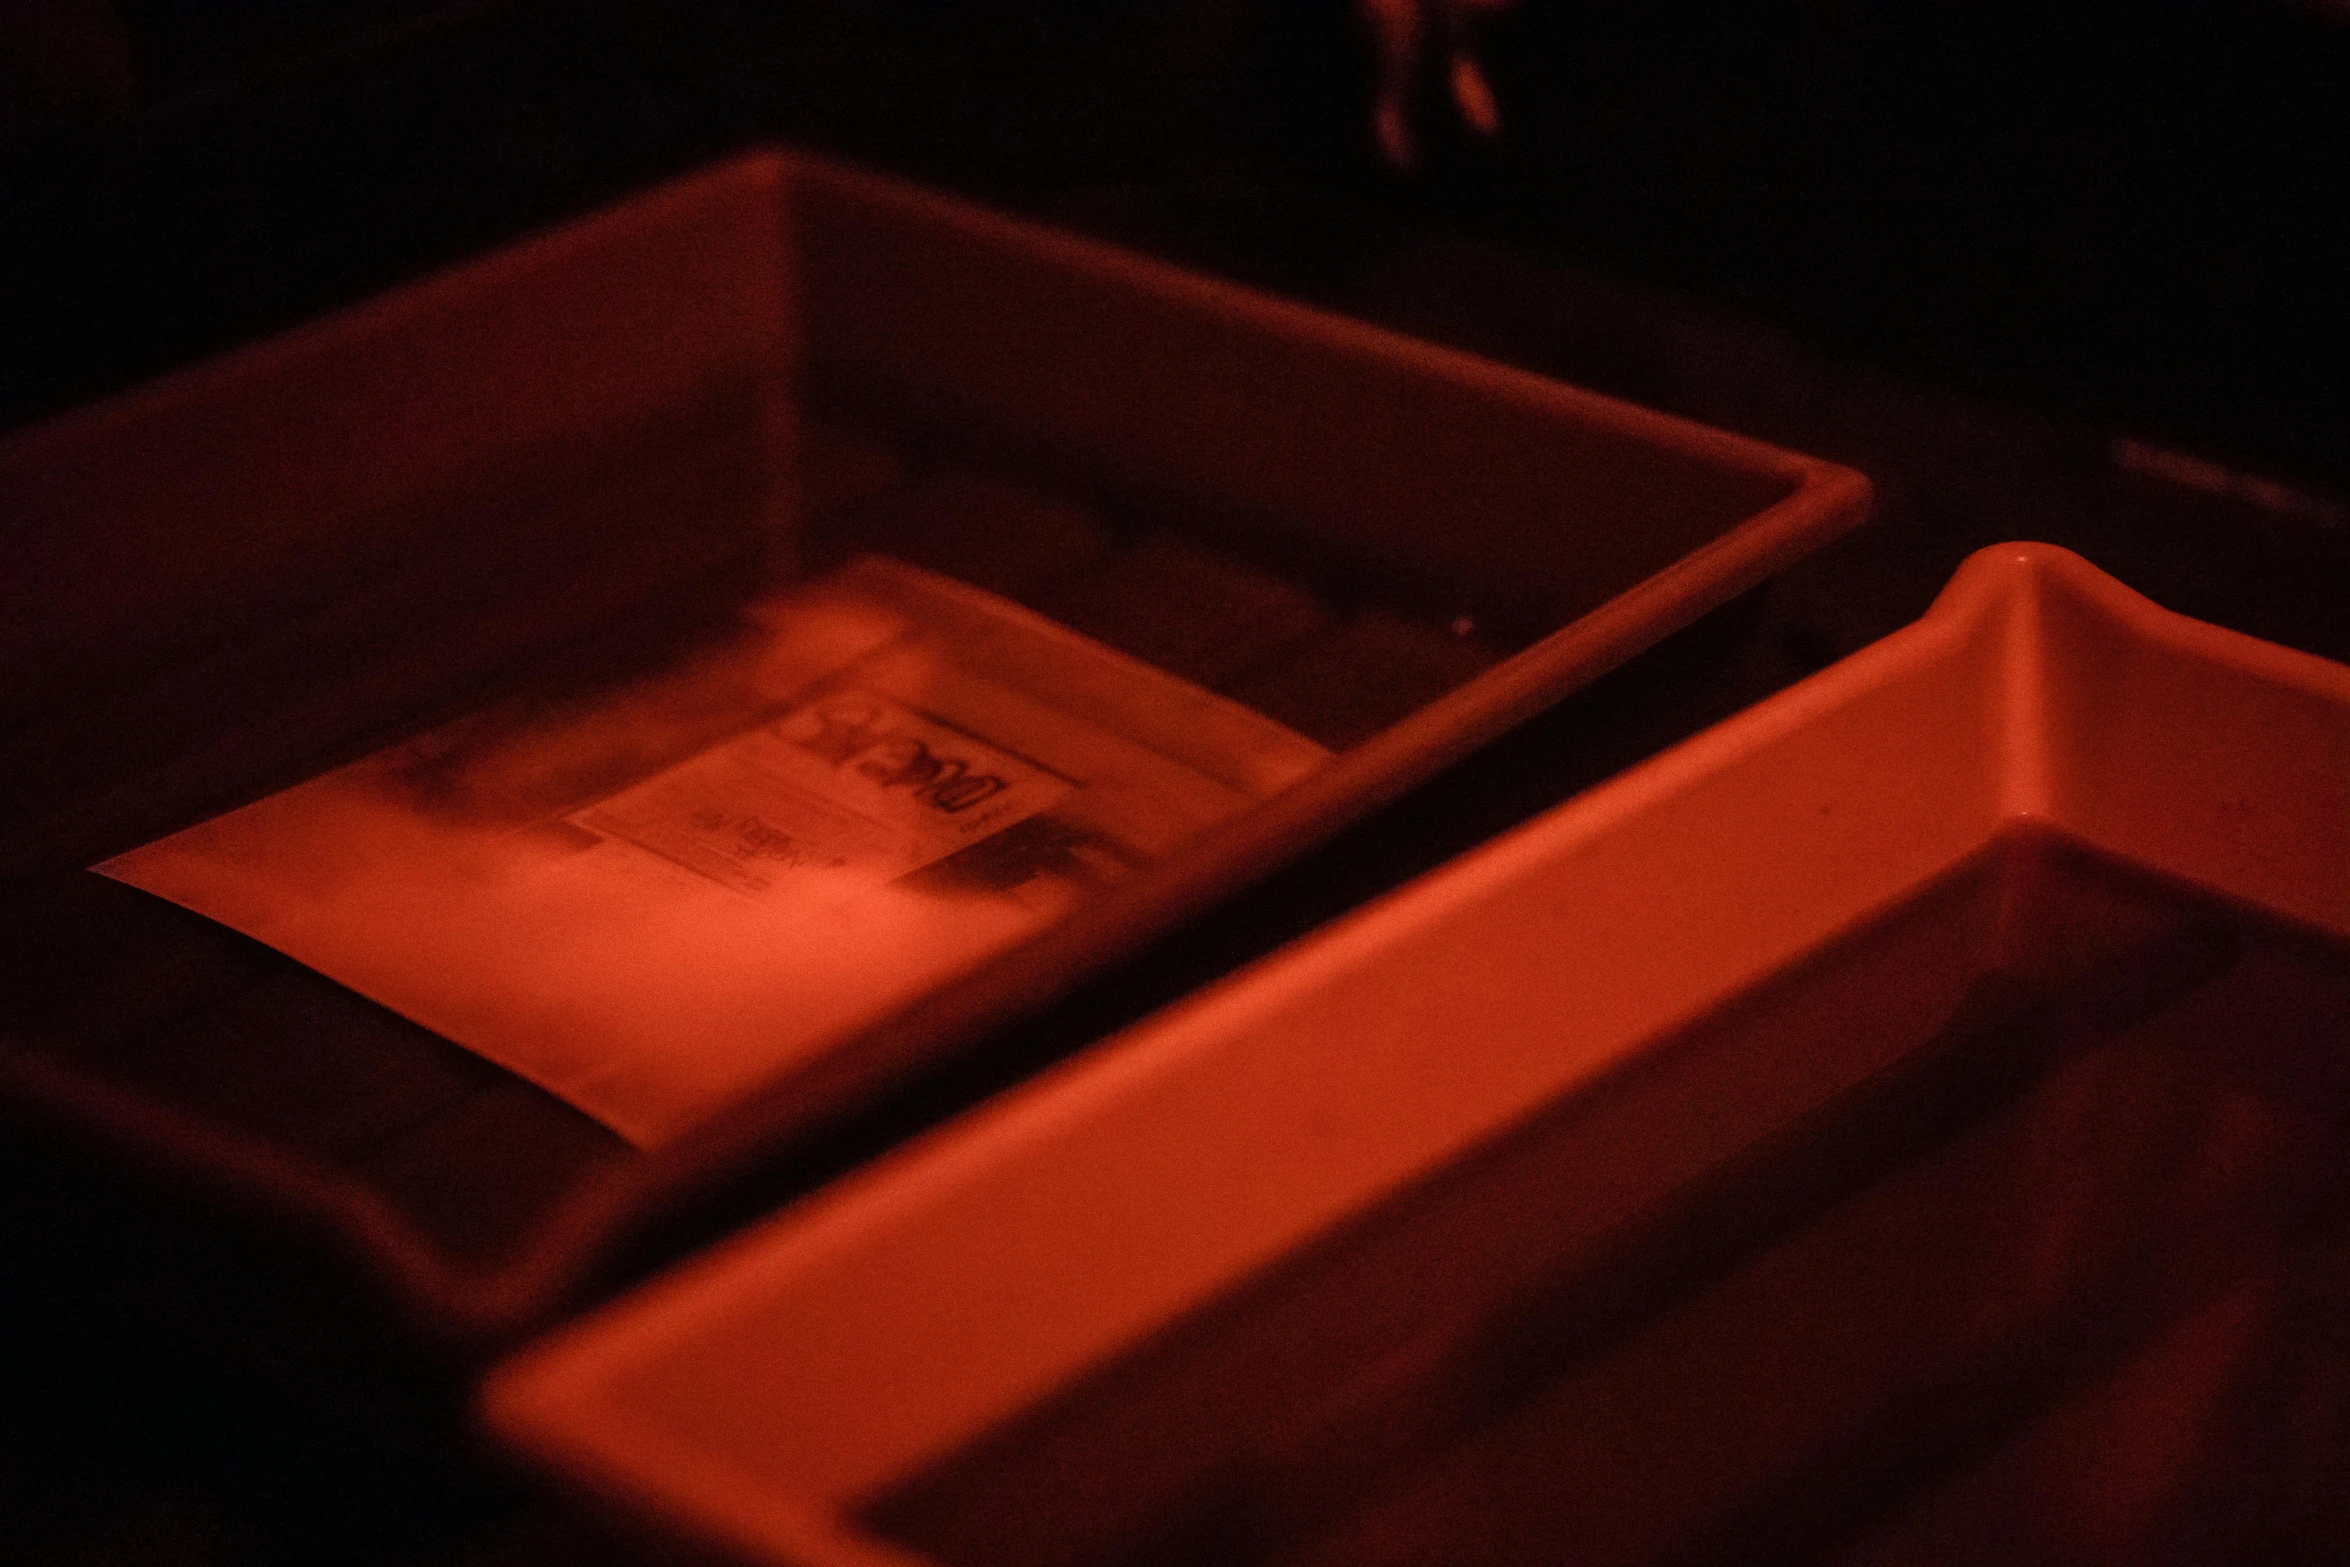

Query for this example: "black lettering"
[926,774,1008,812]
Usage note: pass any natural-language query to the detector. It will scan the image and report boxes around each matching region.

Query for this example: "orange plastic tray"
[0,149,1867,1346]
[488,544,2350,1565]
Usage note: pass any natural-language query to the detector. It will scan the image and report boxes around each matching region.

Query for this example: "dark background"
[7,0,2346,489]
[4,4,2347,1563]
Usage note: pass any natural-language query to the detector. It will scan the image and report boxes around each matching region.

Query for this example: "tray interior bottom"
[0,427,1513,1268]
[794,419,1509,751]
[865,830,2350,1567]
[0,868,629,1263]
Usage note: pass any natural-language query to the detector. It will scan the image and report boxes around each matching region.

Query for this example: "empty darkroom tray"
[0,148,1866,1352]
[488,544,2350,1567]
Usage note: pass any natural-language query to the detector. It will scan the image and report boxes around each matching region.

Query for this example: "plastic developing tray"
[489,544,2350,1567]
[0,148,1868,1354]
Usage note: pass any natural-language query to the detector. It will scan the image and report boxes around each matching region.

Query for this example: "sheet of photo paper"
[103,558,1328,1146]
